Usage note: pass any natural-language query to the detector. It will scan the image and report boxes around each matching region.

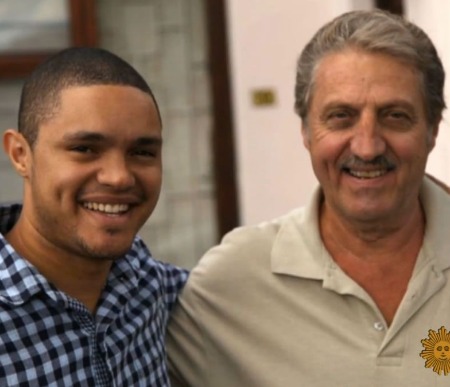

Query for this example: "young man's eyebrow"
[133,136,162,146]
[61,131,107,142]
[61,131,162,146]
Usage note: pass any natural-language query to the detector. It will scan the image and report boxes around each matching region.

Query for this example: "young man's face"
[302,49,438,225]
[22,84,162,261]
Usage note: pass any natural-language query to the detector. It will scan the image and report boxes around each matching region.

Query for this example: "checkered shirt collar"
[0,202,143,306]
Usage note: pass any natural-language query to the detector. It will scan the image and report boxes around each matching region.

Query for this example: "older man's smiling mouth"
[345,169,390,179]
[341,156,396,179]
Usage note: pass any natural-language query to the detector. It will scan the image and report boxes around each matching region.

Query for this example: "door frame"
[205,0,240,239]
[204,0,403,239]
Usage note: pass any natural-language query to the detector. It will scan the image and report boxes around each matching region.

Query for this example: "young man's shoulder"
[130,236,189,308]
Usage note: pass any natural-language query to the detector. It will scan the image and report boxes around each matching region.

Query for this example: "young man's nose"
[97,155,135,189]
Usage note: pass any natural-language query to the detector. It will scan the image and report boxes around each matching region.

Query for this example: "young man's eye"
[71,145,92,153]
[132,149,157,157]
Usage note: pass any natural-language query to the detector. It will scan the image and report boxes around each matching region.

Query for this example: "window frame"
[0,0,97,79]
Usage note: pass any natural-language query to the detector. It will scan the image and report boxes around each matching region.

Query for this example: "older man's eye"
[381,109,415,129]
[331,111,349,119]
[389,111,409,119]
[326,110,354,128]
[70,145,93,153]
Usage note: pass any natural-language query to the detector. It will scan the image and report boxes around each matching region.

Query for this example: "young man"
[167,10,450,386]
[1,47,187,386]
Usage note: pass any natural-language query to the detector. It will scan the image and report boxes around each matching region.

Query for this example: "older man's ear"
[426,173,450,193]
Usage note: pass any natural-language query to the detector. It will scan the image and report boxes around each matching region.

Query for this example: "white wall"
[227,0,450,225]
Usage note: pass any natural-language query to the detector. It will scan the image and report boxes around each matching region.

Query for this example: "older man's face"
[302,49,437,224]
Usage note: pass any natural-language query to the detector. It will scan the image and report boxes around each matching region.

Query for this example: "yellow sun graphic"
[420,326,450,375]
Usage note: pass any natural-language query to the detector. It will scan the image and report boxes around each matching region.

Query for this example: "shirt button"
[373,321,385,331]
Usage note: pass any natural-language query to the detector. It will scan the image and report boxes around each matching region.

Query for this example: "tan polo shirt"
[167,177,450,387]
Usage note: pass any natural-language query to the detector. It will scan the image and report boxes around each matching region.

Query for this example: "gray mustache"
[341,155,396,170]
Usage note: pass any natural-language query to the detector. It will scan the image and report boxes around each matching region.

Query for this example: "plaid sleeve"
[160,262,189,312]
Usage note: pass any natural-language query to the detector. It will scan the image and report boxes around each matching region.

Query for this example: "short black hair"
[18,47,161,146]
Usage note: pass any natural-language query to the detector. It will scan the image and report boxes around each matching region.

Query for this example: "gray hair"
[294,10,445,127]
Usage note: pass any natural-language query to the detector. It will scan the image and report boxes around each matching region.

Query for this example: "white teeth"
[349,170,387,179]
[83,202,129,214]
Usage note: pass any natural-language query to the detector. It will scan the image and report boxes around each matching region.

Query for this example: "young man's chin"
[84,246,133,261]
[77,234,135,261]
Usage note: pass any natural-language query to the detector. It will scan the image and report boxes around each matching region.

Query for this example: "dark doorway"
[205,0,240,238]
[375,0,404,15]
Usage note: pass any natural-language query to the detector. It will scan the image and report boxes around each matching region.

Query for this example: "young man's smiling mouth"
[82,202,130,215]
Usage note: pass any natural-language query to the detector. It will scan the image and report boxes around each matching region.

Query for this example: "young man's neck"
[5,217,112,314]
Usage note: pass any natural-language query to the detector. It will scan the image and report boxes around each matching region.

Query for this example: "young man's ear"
[3,129,32,178]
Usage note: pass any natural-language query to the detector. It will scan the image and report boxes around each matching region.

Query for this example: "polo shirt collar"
[414,176,450,273]
[271,186,329,280]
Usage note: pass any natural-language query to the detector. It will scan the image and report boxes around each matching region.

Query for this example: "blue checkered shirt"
[0,203,189,386]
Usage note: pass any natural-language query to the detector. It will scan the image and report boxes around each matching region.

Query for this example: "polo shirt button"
[373,321,385,331]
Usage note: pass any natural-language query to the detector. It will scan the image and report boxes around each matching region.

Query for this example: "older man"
[167,10,450,386]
